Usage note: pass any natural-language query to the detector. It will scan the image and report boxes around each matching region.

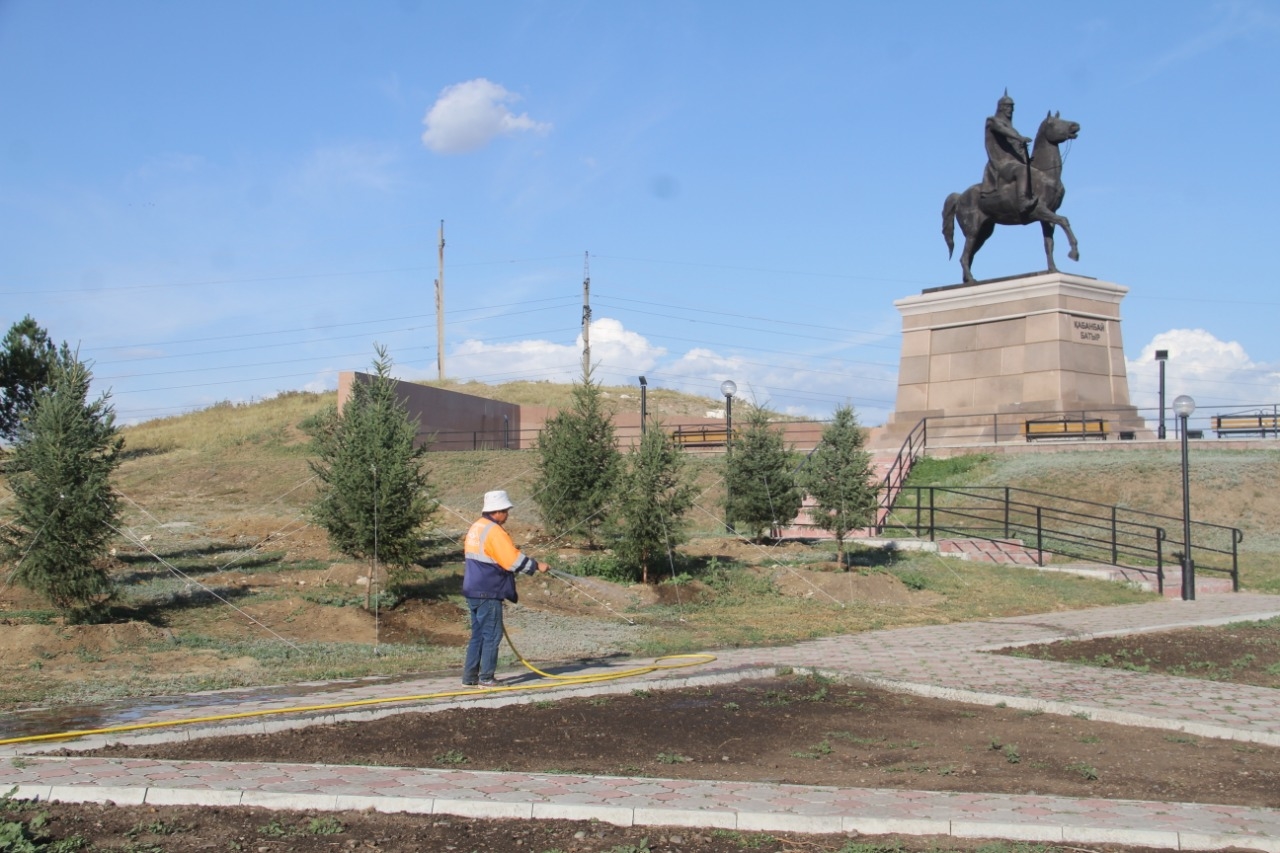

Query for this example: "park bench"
[1211,414,1280,438]
[671,425,730,447]
[1024,417,1108,442]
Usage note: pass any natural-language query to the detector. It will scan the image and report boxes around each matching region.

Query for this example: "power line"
[2,255,587,298]
[2,266,433,297]
[86,296,579,352]
[97,325,579,383]
[598,294,896,337]
[92,303,580,366]
[601,301,901,352]
[591,253,932,287]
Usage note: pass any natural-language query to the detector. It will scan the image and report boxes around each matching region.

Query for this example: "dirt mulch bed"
[0,800,1179,853]
[82,674,1277,807]
[996,620,1280,689]
[18,622,1280,852]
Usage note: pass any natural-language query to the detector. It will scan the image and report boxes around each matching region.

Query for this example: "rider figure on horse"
[981,90,1038,218]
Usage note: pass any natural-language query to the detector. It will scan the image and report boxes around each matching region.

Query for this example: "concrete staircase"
[777,450,900,539]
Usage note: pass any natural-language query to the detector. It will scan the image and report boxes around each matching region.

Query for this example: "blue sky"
[2,1,1278,428]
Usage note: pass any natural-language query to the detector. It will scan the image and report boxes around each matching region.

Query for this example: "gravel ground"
[502,606,659,663]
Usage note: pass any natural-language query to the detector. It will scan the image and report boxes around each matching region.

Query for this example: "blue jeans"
[463,597,504,683]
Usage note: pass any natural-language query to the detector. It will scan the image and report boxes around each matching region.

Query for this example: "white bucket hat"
[482,490,515,513]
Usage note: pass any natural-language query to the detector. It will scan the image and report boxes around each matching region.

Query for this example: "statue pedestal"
[875,272,1149,447]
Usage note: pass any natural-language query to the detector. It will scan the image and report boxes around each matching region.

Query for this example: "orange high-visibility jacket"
[461,517,536,602]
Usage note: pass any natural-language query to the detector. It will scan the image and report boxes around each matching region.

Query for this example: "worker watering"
[462,517,538,602]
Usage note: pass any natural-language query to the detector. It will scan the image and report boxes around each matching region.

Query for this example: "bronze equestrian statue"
[943,92,1081,283]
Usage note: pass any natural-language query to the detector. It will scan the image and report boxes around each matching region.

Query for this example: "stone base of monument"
[873,271,1152,450]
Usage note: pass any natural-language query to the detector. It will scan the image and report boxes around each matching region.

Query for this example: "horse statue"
[943,111,1081,283]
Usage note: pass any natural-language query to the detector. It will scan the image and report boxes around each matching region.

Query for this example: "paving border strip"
[4,763,1279,852]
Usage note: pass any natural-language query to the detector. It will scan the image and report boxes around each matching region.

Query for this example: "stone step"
[784,450,901,536]
[937,537,1042,565]
[958,554,1237,597]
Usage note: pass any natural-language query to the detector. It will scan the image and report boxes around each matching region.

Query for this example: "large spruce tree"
[724,404,803,542]
[796,404,878,568]
[1,349,122,622]
[611,420,696,583]
[532,370,622,544]
[307,347,436,601]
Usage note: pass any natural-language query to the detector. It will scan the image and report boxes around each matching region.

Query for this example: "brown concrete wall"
[338,372,527,450]
[338,372,824,452]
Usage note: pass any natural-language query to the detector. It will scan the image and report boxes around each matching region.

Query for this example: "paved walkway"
[3,594,1280,851]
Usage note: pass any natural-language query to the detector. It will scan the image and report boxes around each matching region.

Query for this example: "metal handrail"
[873,417,927,535]
[885,485,1241,594]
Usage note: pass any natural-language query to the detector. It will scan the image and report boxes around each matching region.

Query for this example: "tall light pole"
[1155,350,1169,439]
[720,380,737,533]
[1174,394,1196,600]
[639,376,647,437]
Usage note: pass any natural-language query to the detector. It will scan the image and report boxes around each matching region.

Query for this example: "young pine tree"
[532,370,622,544]
[308,347,436,604]
[725,404,803,543]
[612,420,696,583]
[0,315,61,441]
[796,404,878,568]
[1,349,123,623]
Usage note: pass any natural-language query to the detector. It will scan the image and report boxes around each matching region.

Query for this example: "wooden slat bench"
[671,425,730,447]
[1024,417,1108,442]
[1212,414,1280,438]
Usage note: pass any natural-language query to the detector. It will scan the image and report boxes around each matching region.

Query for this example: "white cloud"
[1126,329,1280,414]
[420,78,551,154]
[448,336,578,384]
[394,318,896,422]
[303,369,342,394]
[579,318,667,375]
[438,318,664,386]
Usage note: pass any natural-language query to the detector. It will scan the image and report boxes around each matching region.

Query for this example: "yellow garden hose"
[0,631,714,748]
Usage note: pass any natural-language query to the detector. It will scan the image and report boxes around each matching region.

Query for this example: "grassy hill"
[114,388,1280,572]
[1,383,1277,712]
[111,382,733,532]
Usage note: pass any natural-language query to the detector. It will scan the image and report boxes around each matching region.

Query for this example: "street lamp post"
[1155,350,1169,439]
[720,380,737,533]
[720,380,737,452]
[638,376,647,437]
[1173,394,1196,601]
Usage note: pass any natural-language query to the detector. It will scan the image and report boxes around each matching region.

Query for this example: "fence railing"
[882,485,1242,594]
[417,417,827,452]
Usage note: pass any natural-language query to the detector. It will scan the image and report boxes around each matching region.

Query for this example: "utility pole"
[435,220,445,381]
[581,251,591,377]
